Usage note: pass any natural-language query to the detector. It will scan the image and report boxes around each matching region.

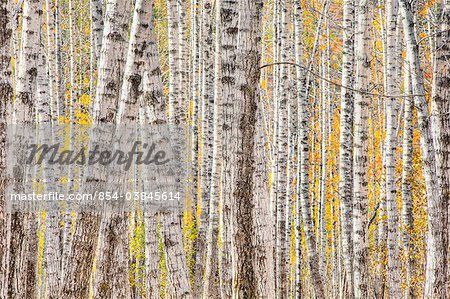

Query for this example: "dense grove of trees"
[0,0,449,298]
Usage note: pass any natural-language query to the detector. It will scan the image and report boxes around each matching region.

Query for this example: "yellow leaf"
[261,79,267,90]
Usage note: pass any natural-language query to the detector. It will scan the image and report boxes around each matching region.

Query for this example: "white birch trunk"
[36,29,50,123]
[140,17,166,299]
[196,0,215,292]
[166,0,182,123]
[429,3,450,297]
[384,0,401,297]
[275,0,289,296]
[44,0,57,122]
[91,0,103,63]
[188,0,200,223]
[227,0,264,296]
[177,0,189,121]
[54,0,64,118]
[295,1,326,297]
[401,60,415,299]
[319,53,328,284]
[352,0,371,297]
[93,0,133,123]
[339,0,355,295]
[0,0,12,296]
[293,2,303,296]
[218,1,239,296]
[9,2,41,298]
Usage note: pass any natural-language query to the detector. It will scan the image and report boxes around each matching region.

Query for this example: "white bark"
[338,0,355,296]
[384,0,401,297]
[0,0,12,296]
[140,16,166,299]
[54,0,64,117]
[196,0,215,291]
[401,59,415,299]
[44,0,57,122]
[15,0,41,123]
[275,0,290,296]
[429,3,450,297]
[218,1,239,297]
[9,2,41,299]
[227,0,264,296]
[117,0,156,124]
[352,0,371,297]
[91,0,103,62]
[166,0,182,123]
[93,0,133,123]
[293,2,303,297]
[36,29,50,123]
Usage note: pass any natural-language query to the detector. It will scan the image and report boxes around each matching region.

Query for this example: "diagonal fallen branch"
[260,61,426,98]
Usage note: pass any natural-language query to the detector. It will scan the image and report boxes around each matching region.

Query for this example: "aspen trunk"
[0,0,12,296]
[188,0,200,223]
[218,0,239,296]
[91,0,103,63]
[352,0,371,297]
[429,3,450,297]
[44,0,57,122]
[54,0,64,117]
[9,1,42,298]
[196,0,215,292]
[293,2,303,297]
[275,0,290,296]
[384,0,401,297]
[177,0,189,120]
[140,17,166,299]
[202,2,222,297]
[166,0,182,123]
[226,0,265,297]
[401,60,415,299]
[89,0,104,99]
[338,0,356,296]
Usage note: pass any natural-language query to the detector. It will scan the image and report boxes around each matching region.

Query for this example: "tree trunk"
[0,0,12,296]
[218,0,239,297]
[91,0,103,63]
[429,3,450,297]
[196,0,215,292]
[401,59,415,299]
[44,0,57,122]
[202,1,221,297]
[293,2,303,297]
[275,0,290,296]
[384,0,401,297]
[225,0,264,297]
[352,0,371,297]
[166,0,182,123]
[140,15,166,299]
[9,1,41,298]
[338,0,355,296]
